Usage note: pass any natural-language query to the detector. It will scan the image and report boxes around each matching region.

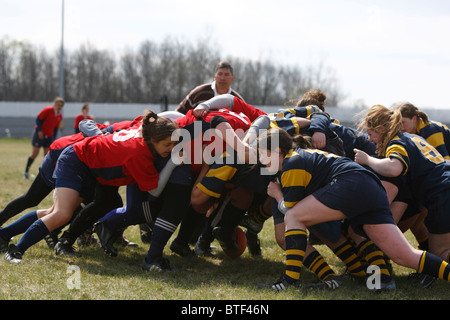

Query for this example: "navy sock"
[0,210,38,241]
[103,206,146,232]
[16,219,50,254]
[145,217,177,263]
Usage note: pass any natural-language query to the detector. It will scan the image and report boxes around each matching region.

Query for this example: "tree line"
[0,35,346,107]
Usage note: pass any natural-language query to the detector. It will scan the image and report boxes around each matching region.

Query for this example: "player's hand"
[193,104,208,118]
[38,131,44,140]
[311,132,326,149]
[267,181,282,200]
[353,148,369,165]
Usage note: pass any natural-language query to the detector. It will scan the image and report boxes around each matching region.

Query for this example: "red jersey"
[230,96,267,123]
[49,133,85,163]
[175,108,253,133]
[112,116,143,131]
[73,125,158,191]
[35,106,63,137]
[74,114,94,129]
[175,106,262,175]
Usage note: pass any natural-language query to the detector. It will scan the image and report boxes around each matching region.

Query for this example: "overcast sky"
[1,0,450,109]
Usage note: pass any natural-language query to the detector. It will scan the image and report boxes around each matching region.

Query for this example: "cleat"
[307,275,344,290]
[408,272,436,288]
[44,233,59,249]
[116,235,138,247]
[245,230,262,257]
[23,172,29,179]
[54,239,81,257]
[142,256,175,272]
[94,222,118,257]
[170,240,195,257]
[367,277,396,292]
[194,235,215,257]
[258,275,301,292]
[240,214,263,234]
[4,244,23,264]
[77,231,100,247]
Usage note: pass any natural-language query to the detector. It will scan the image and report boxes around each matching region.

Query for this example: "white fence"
[1,101,449,138]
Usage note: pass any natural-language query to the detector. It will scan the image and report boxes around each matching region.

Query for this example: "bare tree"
[0,36,347,107]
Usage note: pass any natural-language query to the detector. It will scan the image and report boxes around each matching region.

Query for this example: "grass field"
[0,138,449,303]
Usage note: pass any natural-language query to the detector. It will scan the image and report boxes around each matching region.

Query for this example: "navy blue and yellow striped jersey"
[416,118,450,159]
[386,132,450,204]
[271,105,330,132]
[196,151,273,198]
[330,122,377,160]
[274,105,322,119]
[280,148,378,209]
[268,106,332,137]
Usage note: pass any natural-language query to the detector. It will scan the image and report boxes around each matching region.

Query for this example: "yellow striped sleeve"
[291,118,300,134]
[281,169,312,188]
[386,144,409,174]
[205,166,237,181]
[195,183,221,198]
[426,131,445,150]
[269,120,279,129]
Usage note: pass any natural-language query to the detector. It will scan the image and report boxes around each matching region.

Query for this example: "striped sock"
[285,229,307,283]
[303,250,336,281]
[418,251,450,281]
[145,217,178,264]
[333,241,367,277]
[250,204,272,224]
[357,239,391,281]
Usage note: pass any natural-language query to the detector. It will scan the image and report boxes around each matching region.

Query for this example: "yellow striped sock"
[303,250,335,281]
[358,240,391,278]
[333,242,366,277]
[250,205,271,224]
[284,229,307,282]
[419,251,450,281]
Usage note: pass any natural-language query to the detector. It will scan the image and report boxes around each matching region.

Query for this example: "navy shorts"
[424,192,450,234]
[312,171,395,238]
[38,153,56,188]
[53,145,96,199]
[31,130,54,148]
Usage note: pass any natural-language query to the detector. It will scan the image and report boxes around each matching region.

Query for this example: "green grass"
[0,138,449,301]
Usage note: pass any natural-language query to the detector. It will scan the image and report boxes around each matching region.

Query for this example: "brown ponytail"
[395,102,429,124]
[141,110,178,146]
[292,134,312,149]
[294,89,327,111]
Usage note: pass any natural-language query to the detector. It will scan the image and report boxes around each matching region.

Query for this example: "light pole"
[59,0,65,137]
[59,0,65,99]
